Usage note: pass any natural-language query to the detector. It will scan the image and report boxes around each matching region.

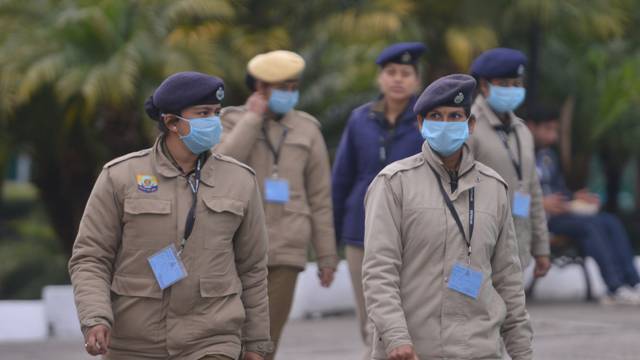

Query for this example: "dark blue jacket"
[535,147,572,198]
[331,97,424,247]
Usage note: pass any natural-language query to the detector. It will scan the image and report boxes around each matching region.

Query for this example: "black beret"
[470,48,527,79]
[144,71,225,121]
[413,74,476,116]
[376,42,427,67]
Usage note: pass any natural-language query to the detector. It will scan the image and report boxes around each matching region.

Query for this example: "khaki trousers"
[345,245,373,359]
[346,245,372,360]
[265,266,300,360]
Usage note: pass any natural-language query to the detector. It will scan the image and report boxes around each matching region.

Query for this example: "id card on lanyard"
[427,164,483,299]
[495,126,530,218]
[263,125,290,204]
[148,155,203,289]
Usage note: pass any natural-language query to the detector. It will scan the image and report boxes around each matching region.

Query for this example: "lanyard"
[427,163,475,263]
[178,155,203,256]
[494,125,523,181]
[262,125,288,176]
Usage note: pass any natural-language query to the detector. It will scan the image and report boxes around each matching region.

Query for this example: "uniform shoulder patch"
[475,161,508,190]
[103,148,152,169]
[294,110,322,128]
[212,153,256,175]
[378,153,424,178]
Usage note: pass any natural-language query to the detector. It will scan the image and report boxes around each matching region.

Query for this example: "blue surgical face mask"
[486,84,526,113]
[268,89,299,114]
[421,119,469,157]
[177,115,223,155]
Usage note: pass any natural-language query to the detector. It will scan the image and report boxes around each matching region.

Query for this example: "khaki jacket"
[68,137,271,360]
[216,107,338,270]
[363,143,533,360]
[469,95,550,267]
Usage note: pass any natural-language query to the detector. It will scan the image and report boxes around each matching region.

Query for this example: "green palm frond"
[16,53,66,104]
[165,0,234,26]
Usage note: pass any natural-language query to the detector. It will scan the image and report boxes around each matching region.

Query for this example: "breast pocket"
[123,198,173,249]
[278,136,311,175]
[199,197,245,251]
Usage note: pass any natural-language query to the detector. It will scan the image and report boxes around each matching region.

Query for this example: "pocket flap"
[200,277,242,298]
[203,197,244,216]
[284,135,311,150]
[124,198,171,215]
[111,275,163,299]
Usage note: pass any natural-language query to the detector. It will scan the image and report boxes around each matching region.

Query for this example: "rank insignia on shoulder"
[137,175,159,193]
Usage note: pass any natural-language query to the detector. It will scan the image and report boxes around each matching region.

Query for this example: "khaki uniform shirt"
[470,95,550,267]
[217,107,338,270]
[363,143,533,360]
[68,137,271,360]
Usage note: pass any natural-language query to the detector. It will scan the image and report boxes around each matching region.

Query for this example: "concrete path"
[1,302,639,359]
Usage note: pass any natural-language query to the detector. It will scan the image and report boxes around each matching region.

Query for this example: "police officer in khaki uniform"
[69,72,272,360]
[216,50,338,360]
[363,74,533,360]
[468,48,551,275]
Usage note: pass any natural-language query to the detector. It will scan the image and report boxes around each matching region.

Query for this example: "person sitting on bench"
[528,107,640,305]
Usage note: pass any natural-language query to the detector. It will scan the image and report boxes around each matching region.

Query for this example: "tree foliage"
[0,0,639,256]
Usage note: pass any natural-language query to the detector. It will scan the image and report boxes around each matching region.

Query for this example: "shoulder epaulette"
[294,110,322,128]
[212,153,256,175]
[476,162,509,190]
[378,154,424,178]
[103,148,152,169]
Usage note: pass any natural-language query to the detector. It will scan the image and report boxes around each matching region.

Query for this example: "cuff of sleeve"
[317,255,339,269]
[244,340,274,356]
[80,317,112,336]
[380,326,413,355]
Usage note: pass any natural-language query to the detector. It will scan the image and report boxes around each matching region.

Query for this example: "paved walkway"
[1,302,639,359]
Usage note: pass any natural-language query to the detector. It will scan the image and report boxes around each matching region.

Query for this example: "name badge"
[264,178,289,204]
[447,263,483,299]
[147,244,187,290]
[512,191,531,218]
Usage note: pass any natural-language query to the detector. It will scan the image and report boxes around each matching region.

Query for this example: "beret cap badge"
[454,92,464,104]
[216,87,225,101]
[401,52,411,63]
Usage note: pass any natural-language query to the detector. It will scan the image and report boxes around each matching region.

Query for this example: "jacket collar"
[152,135,216,187]
[421,142,479,200]
[275,110,295,130]
[153,136,182,179]
[369,95,418,128]
[473,94,520,130]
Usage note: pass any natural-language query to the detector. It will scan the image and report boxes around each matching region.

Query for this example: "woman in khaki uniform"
[468,48,551,276]
[216,50,339,360]
[69,72,271,360]
[363,74,533,360]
